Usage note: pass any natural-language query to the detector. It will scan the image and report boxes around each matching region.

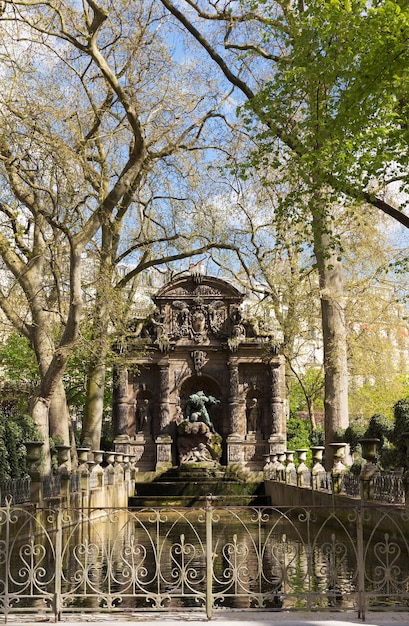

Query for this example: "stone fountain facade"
[112,274,286,472]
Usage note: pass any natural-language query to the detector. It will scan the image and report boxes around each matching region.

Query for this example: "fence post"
[356,505,366,620]
[205,495,213,620]
[53,507,63,622]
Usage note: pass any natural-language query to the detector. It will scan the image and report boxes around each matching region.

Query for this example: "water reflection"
[2,504,409,618]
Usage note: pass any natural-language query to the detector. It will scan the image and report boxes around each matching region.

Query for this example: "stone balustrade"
[264,438,407,505]
[2,437,409,507]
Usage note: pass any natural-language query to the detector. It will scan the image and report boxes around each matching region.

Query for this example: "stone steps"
[130,466,269,507]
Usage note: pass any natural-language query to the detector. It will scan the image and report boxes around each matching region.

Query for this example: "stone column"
[158,363,171,434]
[227,360,243,464]
[269,358,286,454]
[113,367,129,437]
[227,360,241,435]
[270,361,284,435]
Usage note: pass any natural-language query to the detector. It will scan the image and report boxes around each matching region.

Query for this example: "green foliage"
[309,428,324,448]
[287,414,311,444]
[341,412,396,470]
[0,412,41,481]
[242,0,409,205]
[392,398,409,468]
[287,414,310,462]
[0,334,39,414]
[0,334,39,387]
[342,420,366,454]
[288,368,324,417]
[349,373,409,422]
[365,413,393,448]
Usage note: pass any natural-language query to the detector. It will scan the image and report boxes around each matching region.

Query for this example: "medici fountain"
[111,273,287,503]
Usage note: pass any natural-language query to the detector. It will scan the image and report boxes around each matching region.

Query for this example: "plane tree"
[159,0,409,458]
[0,0,237,470]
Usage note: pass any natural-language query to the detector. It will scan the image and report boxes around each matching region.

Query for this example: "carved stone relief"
[244,445,256,461]
[191,350,208,375]
[228,444,242,462]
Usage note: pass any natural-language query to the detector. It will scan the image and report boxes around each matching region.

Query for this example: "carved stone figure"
[135,398,152,435]
[184,390,219,433]
[142,307,166,341]
[192,309,206,332]
[184,443,214,463]
[191,350,207,375]
[172,300,190,336]
[246,397,260,433]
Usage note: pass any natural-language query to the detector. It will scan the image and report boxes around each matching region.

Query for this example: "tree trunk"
[312,212,349,467]
[82,359,107,450]
[49,380,73,470]
[29,239,84,472]
[30,396,52,475]
[49,380,71,444]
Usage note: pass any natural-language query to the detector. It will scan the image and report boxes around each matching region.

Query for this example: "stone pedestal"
[268,434,286,457]
[131,434,156,472]
[114,435,131,455]
[156,434,173,471]
[242,431,268,471]
[227,433,243,465]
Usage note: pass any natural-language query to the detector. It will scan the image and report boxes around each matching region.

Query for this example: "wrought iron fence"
[1,499,409,622]
[373,473,405,504]
[0,477,31,506]
[43,474,61,499]
[69,473,81,493]
[340,472,360,497]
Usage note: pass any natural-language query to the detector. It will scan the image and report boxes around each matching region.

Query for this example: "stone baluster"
[55,444,71,500]
[296,449,309,487]
[270,453,279,480]
[276,452,286,482]
[113,452,124,484]
[263,455,272,480]
[105,451,115,486]
[123,453,131,493]
[285,450,296,485]
[311,446,325,490]
[359,438,380,501]
[91,450,105,488]
[76,447,90,491]
[330,442,347,494]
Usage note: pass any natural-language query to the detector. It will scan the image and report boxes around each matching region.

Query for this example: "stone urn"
[25,440,44,463]
[25,441,45,479]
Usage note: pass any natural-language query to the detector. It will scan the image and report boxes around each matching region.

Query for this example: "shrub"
[0,412,42,481]
[392,398,409,468]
